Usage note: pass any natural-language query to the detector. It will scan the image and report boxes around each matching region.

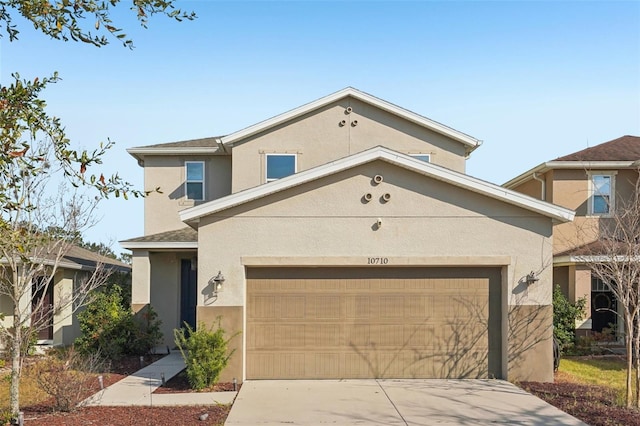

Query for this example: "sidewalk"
[83,351,237,407]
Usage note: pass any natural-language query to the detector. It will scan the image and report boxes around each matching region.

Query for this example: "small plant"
[31,347,107,412]
[174,320,237,390]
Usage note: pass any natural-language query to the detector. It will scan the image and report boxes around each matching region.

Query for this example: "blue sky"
[2,0,639,254]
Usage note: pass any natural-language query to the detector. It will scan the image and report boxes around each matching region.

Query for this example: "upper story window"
[411,154,431,163]
[266,154,296,182]
[185,161,205,201]
[589,172,616,216]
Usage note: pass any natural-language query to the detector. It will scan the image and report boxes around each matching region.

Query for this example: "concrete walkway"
[226,379,587,425]
[83,351,237,407]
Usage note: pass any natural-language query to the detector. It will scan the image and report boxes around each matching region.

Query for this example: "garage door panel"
[247,267,501,379]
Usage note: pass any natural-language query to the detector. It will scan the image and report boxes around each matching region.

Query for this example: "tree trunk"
[10,315,21,417]
[626,328,633,408]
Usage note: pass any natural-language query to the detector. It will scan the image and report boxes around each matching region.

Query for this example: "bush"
[174,320,237,390]
[75,285,162,360]
[553,284,587,354]
[31,347,107,412]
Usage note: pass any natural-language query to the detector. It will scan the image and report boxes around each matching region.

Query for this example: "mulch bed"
[521,380,640,426]
[19,354,234,426]
[153,369,240,394]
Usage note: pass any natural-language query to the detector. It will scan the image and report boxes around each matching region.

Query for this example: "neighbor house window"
[411,154,431,163]
[266,154,296,182]
[589,172,615,216]
[185,161,205,200]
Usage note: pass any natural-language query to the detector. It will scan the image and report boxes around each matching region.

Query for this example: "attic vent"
[345,106,353,114]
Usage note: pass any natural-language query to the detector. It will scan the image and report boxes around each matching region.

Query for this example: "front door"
[592,291,617,333]
[32,276,54,340]
[180,259,197,330]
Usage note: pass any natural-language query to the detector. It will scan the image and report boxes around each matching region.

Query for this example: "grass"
[558,356,635,405]
[0,362,51,411]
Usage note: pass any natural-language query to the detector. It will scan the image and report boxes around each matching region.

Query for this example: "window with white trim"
[185,161,205,201]
[411,154,431,163]
[266,154,296,182]
[588,172,615,216]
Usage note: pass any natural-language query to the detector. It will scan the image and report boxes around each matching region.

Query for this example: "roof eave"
[503,160,638,188]
[119,241,198,250]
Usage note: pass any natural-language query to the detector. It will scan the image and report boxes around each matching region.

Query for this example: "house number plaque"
[367,257,389,265]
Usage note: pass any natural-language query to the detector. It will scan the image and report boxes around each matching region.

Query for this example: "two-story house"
[121,88,574,383]
[504,135,640,337]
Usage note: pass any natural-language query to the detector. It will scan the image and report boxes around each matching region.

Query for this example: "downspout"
[532,172,546,201]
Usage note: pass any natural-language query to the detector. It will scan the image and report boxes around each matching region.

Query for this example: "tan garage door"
[246,267,502,379]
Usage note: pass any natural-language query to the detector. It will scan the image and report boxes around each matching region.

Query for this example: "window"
[185,161,204,200]
[589,172,615,215]
[411,154,431,163]
[266,154,296,182]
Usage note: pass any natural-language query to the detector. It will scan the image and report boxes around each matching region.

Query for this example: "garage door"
[246,267,502,379]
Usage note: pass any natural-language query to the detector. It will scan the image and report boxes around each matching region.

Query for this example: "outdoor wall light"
[212,271,225,293]
[525,271,539,285]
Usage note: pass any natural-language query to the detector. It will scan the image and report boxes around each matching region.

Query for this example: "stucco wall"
[143,155,232,235]
[230,97,468,193]
[195,160,555,381]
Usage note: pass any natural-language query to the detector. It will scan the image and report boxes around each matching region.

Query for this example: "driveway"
[225,379,586,425]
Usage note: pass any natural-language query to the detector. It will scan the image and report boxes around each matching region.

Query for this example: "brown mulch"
[521,380,640,426]
[153,369,240,394]
[20,355,233,426]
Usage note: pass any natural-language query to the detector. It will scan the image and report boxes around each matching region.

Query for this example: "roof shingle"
[555,135,640,162]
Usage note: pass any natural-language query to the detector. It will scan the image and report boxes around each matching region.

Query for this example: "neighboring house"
[0,245,131,347]
[121,87,574,382]
[504,135,640,337]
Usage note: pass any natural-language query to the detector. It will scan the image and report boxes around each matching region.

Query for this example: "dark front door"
[32,277,54,340]
[592,290,617,333]
[180,259,197,330]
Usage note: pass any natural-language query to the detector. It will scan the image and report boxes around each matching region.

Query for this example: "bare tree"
[0,136,118,417]
[577,168,640,408]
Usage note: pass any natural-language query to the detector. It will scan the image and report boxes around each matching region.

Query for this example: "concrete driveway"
[225,379,586,425]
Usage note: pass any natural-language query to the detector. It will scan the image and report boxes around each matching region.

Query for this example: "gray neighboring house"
[121,88,574,383]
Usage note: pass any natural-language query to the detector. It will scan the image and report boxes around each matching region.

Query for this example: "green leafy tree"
[0,1,195,419]
[552,285,586,354]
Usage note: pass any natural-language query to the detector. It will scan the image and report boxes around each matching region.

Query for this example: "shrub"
[174,320,237,390]
[553,284,587,354]
[31,347,107,412]
[75,285,162,360]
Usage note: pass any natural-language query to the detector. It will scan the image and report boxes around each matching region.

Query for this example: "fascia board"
[180,147,575,224]
[554,254,640,265]
[127,147,220,157]
[220,88,481,149]
[504,161,637,188]
[119,241,198,250]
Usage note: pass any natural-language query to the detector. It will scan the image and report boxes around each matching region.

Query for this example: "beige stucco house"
[0,245,131,348]
[504,135,640,337]
[121,88,574,382]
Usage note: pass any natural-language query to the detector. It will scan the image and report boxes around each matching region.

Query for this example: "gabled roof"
[219,87,482,151]
[1,244,131,272]
[180,146,574,225]
[126,88,482,164]
[503,135,640,189]
[120,227,198,250]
